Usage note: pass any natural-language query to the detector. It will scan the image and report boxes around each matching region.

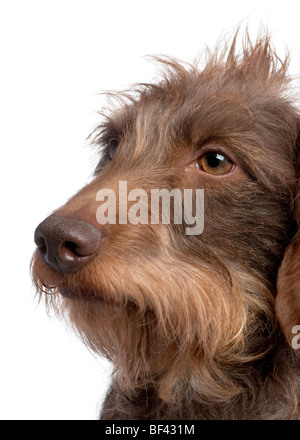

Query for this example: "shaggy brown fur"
[32,31,300,419]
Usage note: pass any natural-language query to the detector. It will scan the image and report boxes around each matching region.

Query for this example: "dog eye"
[197,152,234,175]
[108,138,119,160]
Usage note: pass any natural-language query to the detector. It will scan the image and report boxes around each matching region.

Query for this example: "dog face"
[32,35,300,400]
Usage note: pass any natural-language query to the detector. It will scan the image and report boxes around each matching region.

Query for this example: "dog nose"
[34,214,102,273]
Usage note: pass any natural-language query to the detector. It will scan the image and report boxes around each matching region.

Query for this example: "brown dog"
[32,32,300,419]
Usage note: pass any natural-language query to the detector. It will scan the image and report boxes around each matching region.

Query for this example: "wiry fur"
[32,31,300,419]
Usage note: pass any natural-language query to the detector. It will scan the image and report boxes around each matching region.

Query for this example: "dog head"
[32,33,300,400]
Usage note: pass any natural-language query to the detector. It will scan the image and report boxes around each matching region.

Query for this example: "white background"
[1,0,300,420]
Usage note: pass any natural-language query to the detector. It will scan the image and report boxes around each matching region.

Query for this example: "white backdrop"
[1,0,300,420]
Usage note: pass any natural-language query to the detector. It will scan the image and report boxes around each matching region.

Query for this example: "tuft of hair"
[90,28,293,159]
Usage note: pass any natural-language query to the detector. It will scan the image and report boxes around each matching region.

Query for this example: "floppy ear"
[276,142,300,352]
[276,228,300,351]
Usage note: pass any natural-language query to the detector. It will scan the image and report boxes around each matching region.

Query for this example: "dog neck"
[101,336,300,420]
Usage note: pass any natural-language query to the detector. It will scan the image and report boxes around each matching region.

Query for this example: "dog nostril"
[34,214,102,274]
[63,241,80,256]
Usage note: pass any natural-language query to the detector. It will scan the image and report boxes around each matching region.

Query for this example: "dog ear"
[276,229,300,351]
[276,146,300,351]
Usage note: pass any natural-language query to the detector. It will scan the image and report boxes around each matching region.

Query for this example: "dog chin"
[58,286,103,302]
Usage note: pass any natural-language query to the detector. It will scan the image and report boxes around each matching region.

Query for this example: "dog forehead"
[99,32,296,149]
[109,69,282,147]
[94,36,298,191]
[109,83,253,149]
